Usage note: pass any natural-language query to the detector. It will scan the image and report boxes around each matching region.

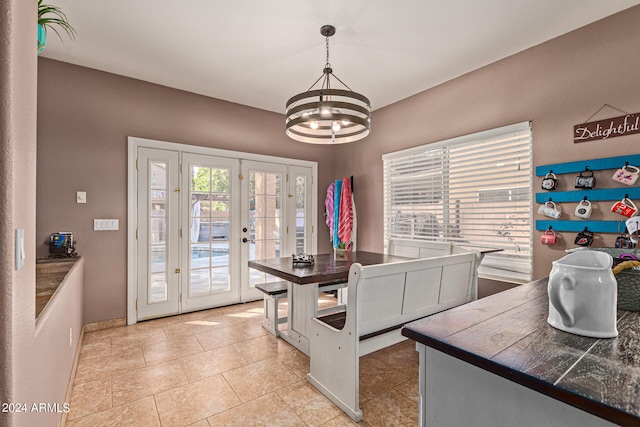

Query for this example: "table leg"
[278,282,318,356]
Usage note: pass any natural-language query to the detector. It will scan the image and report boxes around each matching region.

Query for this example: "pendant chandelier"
[285,25,371,144]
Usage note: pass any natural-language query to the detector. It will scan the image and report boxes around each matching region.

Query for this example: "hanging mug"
[541,172,558,191]
[541,229,558,245]
[615,231,636,249]
[538,201,561,219]
[574,229,594,247]
[574,199,592,219]
[626,218,640,244]
[574,169,596,189]
[612,164,640,186]
[611,197,638,218]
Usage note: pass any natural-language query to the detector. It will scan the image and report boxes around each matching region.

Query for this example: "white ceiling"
[41,0,640,114]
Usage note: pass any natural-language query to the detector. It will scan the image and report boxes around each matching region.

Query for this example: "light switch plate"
[15,229,25,270]
[94,219,119,231]
[76,191,87,204]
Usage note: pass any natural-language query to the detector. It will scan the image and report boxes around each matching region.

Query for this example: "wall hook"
[583,196,588,201]
[547,225,553,231]
[625,194,629,199]
[548,197,553,202]
[583,227,589,232]
[625,161,629,167]
[585,166,590,171]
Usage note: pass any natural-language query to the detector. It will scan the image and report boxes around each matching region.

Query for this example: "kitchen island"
[402,278,640,427]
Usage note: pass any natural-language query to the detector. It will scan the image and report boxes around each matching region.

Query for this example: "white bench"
[307,252,479,422]
[388,238,481,299]
[256,279,347,337]
[387,238,481,258]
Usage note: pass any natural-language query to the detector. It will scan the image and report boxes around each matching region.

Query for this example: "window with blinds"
[383,122,533,283]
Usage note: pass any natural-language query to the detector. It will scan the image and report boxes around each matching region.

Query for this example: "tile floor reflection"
[65,295,419,426]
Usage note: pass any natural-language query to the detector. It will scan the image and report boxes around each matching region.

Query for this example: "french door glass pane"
[149,161,168,303]
[249,171,281,286]
[296,176,306,253]
[189,165,231,296]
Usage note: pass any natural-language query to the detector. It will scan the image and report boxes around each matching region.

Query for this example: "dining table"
[248,251,411,355]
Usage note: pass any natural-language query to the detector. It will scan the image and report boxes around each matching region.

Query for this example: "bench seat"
[255,281,288,337]
[255,280,288,295]
[316,311,408,341]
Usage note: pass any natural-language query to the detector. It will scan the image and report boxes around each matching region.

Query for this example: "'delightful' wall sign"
[574,112,640,143]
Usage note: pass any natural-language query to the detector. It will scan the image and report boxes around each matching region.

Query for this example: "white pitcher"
[547,251,617,338]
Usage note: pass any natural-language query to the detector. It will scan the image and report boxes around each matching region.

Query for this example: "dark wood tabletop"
[402,278,640,427]
[248,251,410,285]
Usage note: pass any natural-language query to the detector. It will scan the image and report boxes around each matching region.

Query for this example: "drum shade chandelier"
[285,25,371,144]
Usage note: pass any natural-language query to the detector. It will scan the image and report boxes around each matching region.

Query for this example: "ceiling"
[41,0,640,114]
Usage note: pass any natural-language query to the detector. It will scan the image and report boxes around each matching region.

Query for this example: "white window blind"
[383,122,533,283]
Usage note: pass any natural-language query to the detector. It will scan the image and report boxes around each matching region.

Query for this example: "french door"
[240,161,287,301]
[136,148,181,319]
[181,153,240,312]
[132,143,315,322]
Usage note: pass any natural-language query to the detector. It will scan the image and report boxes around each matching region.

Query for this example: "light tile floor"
[65,294,419,426]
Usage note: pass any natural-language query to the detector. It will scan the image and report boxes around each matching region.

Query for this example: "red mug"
[541,229,558,245]
[611,198,638,218]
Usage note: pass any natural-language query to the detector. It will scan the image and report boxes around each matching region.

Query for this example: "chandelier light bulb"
[332,121,341,132]
[310,120,319,129]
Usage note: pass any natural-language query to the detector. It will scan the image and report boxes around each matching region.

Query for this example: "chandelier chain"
[325,35,331,68]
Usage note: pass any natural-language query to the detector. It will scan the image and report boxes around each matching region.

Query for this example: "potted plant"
[334,242,348,261]
[38,0,76,53]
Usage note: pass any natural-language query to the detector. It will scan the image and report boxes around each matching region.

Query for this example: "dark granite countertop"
[402,278,640,427]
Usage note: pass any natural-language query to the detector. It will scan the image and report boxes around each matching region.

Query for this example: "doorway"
[128,138,317,323]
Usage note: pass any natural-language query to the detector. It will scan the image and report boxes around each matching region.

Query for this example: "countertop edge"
[36,257,84,332]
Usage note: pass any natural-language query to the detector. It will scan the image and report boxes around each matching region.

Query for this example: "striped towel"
[325,182,335,242]
[338,178,353,246]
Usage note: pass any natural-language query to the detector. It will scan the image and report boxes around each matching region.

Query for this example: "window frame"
[382,122,533,283]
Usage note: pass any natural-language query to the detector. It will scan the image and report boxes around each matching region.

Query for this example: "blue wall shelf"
[535,187,640,204]
[536,154,640,176]
[535,220,626,233]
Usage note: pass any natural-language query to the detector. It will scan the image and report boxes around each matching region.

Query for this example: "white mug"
[538,201,561,219]
[574,200,592,219]
[626,218,640,244]
[612,165,640,186]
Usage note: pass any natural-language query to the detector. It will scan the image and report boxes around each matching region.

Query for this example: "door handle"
[242,238,248,243]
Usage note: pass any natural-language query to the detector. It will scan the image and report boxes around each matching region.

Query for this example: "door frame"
[127,136,318,325]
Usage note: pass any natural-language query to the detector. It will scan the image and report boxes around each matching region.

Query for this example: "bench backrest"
[346,252,478,338]
[387,238,453,258]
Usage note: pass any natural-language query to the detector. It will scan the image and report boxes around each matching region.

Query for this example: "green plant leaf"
[38,0,76,41]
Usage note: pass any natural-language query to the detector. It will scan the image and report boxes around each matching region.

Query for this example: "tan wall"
[335,6,640,280]
[1,1,48,425]
[37,58,336,323]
